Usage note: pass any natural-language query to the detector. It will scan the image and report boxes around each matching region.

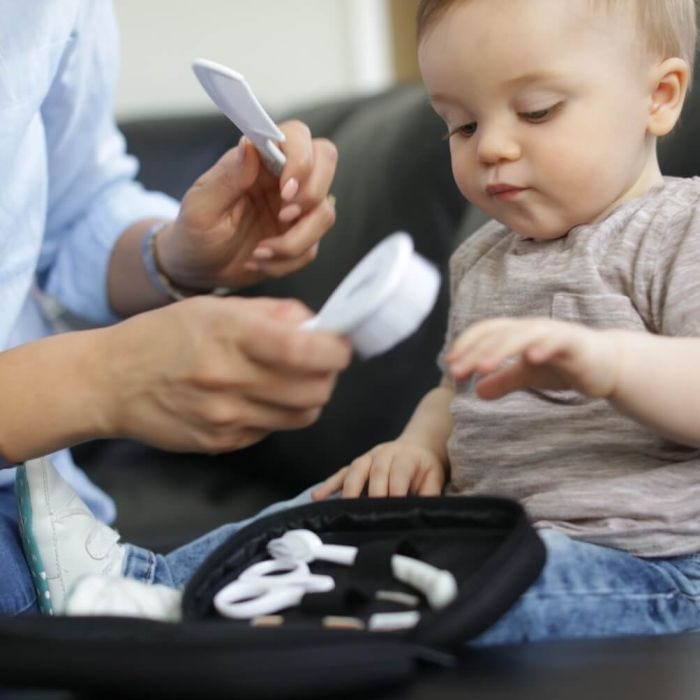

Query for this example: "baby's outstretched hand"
[311,441,446,500]
[446,317,621,400]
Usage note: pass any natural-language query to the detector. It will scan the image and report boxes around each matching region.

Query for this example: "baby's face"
[419,0,661,240]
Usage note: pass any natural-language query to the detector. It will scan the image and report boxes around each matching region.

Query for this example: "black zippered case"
[0,495,545,698]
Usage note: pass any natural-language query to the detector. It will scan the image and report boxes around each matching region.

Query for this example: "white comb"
[192,58,286,175]
[303,232,441,358]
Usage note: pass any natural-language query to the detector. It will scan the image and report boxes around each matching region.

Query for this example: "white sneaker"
[16,457,126,615]
[65,574,182,622]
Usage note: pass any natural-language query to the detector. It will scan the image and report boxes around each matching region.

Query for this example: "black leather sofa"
[9,79,700,699]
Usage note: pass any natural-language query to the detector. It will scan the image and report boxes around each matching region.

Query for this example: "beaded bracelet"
[140,222,231,301]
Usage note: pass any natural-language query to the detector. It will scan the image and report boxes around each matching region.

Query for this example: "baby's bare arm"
[607,332,700,447]
[399,380,454,460]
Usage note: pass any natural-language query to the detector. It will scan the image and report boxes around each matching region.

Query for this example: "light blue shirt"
[0,1,180,520]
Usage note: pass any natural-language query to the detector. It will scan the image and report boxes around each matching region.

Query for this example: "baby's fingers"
[448,319,557,379]
[474,360,531,399]
[447,321,518,378]
[414,466,445,496]
[341,454,375,498]
[447,319,511,359]
[312,467,349,501]
[387,456,417,497]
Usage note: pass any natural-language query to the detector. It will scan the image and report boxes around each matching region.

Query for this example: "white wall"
[114,0,394,119]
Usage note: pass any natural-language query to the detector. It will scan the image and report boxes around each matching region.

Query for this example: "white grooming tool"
[192,58,286,175]
[303,232,441,358]
[368,611,421,632]
[267,529,458,610]
[390,554,457,610]
[268,529,357,566]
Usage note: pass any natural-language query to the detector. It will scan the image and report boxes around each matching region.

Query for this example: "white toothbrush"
[192,58,286,175]
[302,232,441,358]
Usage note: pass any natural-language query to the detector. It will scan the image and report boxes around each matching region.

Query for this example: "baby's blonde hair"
[417,0,698,76]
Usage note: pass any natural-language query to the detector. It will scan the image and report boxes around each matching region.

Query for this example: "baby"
[314,0,700,643]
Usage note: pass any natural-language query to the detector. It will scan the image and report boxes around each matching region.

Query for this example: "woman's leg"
[473,529,700,645]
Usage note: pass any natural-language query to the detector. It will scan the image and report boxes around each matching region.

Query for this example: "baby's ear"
[647,57,690,137]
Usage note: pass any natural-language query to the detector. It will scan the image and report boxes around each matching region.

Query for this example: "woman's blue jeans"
[4,484,700,645]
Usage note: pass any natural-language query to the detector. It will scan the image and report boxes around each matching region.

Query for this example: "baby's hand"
[446,317,621,400]
[311,441,447,500]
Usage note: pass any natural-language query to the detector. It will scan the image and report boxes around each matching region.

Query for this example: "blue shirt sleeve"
[39,1,179,324]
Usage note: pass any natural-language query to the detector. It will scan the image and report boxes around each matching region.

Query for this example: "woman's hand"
[96,296,351,453]
[156,120,338,291]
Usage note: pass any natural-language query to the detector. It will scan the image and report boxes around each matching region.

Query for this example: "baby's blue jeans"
[4,484,700,645]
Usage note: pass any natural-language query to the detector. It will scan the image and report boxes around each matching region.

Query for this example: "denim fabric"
[473,529,700,645]
[124,487,318,589]
[124,495,700,644]
[8,483,700,643]
[0,486,315,616]
[0,486,37,615]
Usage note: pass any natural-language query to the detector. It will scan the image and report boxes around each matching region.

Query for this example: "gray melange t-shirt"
[442,176,700,557]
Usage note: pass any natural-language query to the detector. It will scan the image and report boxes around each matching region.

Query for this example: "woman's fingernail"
[244,261,260,272]
[237,137,247,166]
[279,203,302,222]
[280,177,299,202]
[253,247,274,260]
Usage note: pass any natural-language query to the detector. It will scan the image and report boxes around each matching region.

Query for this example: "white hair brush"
[303,232,440,358]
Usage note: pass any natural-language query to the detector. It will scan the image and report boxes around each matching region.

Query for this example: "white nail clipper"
[192,59,441,359]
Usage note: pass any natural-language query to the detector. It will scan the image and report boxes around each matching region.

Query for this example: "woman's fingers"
[184,137,261,225]
[250,195,336,276]
[238,298,351,374]
[290,138,338,212]
[277,120,315,192]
